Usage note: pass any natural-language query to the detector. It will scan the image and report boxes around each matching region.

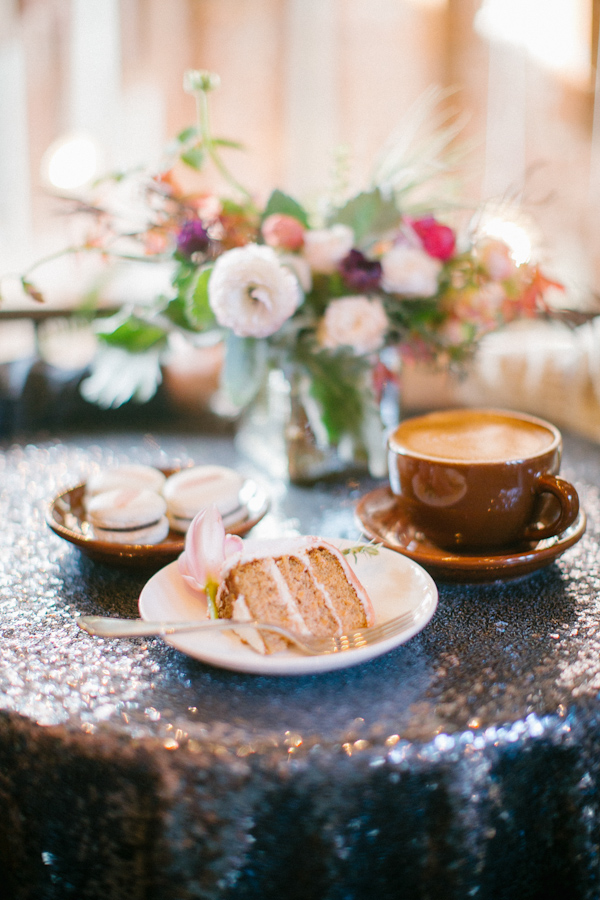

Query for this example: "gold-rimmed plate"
[46,474,269,570]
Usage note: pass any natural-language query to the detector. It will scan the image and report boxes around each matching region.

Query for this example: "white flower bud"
[184,70,221,94]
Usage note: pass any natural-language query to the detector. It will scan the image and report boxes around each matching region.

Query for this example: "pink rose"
[261,213,306,251]
[410,216,456,261]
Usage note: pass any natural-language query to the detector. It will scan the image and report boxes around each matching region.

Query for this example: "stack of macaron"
[162,465,245,533]
[84,462,245,545]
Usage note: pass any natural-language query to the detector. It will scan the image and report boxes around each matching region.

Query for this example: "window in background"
[0,0,598,309]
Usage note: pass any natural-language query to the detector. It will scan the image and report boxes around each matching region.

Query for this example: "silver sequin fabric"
[1,430,600,899]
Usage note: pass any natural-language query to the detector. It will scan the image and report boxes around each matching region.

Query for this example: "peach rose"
[261,214,306,251]
[380,244,441,297]
[302,224,354,274]
[318,296,388,355]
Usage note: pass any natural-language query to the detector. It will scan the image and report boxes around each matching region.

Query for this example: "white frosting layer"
[231,597,267,654]
[91,514,170,545]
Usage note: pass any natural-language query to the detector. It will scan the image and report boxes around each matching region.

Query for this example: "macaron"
[86,487,170,545]
[163,465,245,533]
[85,464,166,501]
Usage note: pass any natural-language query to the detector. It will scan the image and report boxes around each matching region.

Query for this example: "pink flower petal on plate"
[178,504,242,595]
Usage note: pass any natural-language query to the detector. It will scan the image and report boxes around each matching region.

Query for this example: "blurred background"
[1,0,600,438]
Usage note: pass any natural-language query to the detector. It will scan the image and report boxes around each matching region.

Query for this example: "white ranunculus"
[209,244,302,338]
[318,296,388,355]
[302,224,354,274]
[380,244,442,297]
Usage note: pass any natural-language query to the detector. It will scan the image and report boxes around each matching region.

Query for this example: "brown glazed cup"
[387,408,580,550]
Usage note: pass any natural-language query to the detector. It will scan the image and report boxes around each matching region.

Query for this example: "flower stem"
[22,244,172,279]
[192,80,257,212]
[205,580,219,619]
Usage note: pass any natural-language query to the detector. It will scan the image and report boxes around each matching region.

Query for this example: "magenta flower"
[178,505,243,617]
[410,217,456,261]
[176,219,210,259]
[339,249,382,291]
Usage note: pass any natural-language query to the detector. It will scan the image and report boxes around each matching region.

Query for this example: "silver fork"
[77,611,417,655]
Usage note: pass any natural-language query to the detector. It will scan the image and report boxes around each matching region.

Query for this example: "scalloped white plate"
[138,539,438,675]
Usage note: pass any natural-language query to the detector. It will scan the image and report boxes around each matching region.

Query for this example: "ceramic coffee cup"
[387,408,580,550]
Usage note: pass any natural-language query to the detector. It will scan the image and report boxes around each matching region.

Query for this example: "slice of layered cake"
[215,537,375,653]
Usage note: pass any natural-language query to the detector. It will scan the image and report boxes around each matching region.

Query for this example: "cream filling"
[231,596,266,654]
[267,558,312,635]
[169,503,246,532]
[302,559,344,632]
[94,517,162,533]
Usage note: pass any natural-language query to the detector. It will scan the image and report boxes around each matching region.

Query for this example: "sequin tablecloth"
[1,428,600,900]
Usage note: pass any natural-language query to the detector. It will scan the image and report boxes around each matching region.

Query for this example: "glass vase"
[234,351,401,485]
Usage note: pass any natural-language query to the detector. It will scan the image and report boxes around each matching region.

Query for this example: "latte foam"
[390,410,555,463]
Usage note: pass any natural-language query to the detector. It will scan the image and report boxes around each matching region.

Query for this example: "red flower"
[410,216,456,261]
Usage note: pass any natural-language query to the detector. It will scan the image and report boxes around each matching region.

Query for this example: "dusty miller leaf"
[329,188,400,243]
[222,334,268,408]
[262,189,309,227]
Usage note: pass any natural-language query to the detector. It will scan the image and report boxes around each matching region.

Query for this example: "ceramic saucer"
[47,474,269,571]
[355,486,587,584]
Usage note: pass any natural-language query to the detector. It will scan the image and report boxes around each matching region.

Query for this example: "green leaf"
[212,137,245,150]
[305,272,348,316]
[384,297,444,333]
[262,189,309,227]
[177,126,198,144]
[163,296,192,329]
[21,278,44,303]
[180,146,205,171]
[222,334,268,407]
[299,350,368,443]
[187,266,216,329]
[96,315,167,353]
[172,260,197,293]
[342,542,381,562]
[220,197,255,217]
[329,188,400,242]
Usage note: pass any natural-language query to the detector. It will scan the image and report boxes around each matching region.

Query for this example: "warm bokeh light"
[404,0,447,7]
[475,0,591,84]
[42,134,100,191]
[479,217,533,264]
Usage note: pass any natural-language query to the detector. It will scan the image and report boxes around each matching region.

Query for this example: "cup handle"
[522,473,580,541]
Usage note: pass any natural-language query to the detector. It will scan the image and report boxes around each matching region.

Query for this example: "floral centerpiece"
[20,71,561,481]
